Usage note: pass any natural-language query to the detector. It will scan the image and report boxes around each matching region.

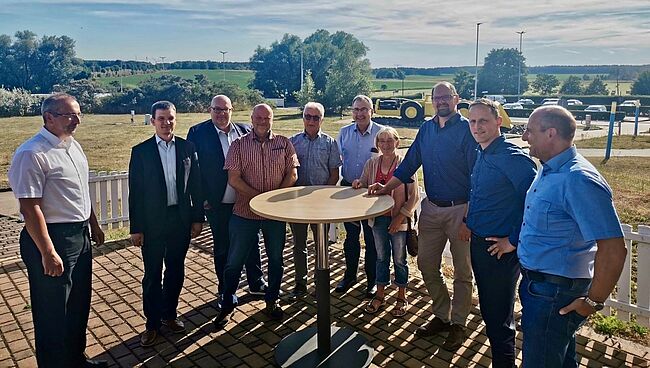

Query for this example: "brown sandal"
[364,296,385,314]
[391,298,408,317]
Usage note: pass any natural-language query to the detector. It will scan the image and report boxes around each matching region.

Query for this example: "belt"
[521,268,589,288]
[429,199,468,207]
[46,220,89,231]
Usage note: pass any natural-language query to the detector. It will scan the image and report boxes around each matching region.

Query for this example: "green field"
[97,69,254,89]
[372,74,452,92]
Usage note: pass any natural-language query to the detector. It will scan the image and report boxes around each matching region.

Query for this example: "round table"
[250,186,394,368]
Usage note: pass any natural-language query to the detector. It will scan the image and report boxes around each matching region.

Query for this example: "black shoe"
[442,324,466,351]
[213,306,233,329]
[162,319,186,333]
[83,359,108,368]
[365,284,377,299]
[334,279,356,293]
[249,283,268,296]
[285,287,307,301]
[140,329,158,348]
[264,300,284,321]
[415,317,451,337]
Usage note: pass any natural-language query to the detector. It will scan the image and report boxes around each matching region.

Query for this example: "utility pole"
[219,51,228,81]
[517,31,526,99]
[159,56,166,71]
[474,22,483,100]
[300,48,304,91]
[120,60,123,93]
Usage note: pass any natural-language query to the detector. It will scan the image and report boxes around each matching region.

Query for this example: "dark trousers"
[341,179,376,285]
[289,223,328,290]
[141,206,190,330]
[206,203,264,295]
[222,215,286,308]
[20,222,92,368]
[470,234,520,368]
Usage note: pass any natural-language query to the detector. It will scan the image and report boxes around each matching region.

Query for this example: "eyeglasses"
[352,107,370,113]
[433,95,455,102]
[303,114,321,121]
[50,112,83,120]
[210,107,232,113]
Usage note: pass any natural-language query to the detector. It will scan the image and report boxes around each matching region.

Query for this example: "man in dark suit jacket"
[187,95,265,303]
[129,101,204,348]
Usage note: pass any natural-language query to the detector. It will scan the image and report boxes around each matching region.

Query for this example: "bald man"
[213,104,299,326]
[187,96,266,306]
[518,106,626,367]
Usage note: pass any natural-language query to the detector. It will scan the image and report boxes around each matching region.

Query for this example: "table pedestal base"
[274,325,373,368]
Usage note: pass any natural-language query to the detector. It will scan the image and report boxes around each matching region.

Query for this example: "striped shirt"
[224,131,299,220]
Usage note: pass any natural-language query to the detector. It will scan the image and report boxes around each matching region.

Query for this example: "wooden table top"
[249,186,395,224]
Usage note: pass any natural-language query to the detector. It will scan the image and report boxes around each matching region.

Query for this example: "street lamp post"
[219,50,228,81]
[517,31,526,99]
[159,56,166,71]
[474,22,483,100]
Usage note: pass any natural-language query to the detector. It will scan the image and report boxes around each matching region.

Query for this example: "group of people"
[9,80,627,368]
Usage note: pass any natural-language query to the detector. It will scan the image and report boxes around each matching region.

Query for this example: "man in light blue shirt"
[518,106,626,368]
[336,95,384,297]
[287,102,341,300]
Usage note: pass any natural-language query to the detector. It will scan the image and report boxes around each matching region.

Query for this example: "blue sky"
[1,0,649,68]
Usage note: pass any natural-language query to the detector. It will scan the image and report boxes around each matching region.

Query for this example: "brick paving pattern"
[0,215,648,367]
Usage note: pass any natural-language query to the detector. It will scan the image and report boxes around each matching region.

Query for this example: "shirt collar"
[353,120,375,136]
[251,130,275,142]
[39,127,72,148]
[480,134,506,154]
[155,134,175,147]
[302,130,323,140]
[215,122,236,135]
[542,146,577,172]
[433,112,461,128]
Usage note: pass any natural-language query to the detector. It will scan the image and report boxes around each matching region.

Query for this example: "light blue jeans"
[372,216,408,287]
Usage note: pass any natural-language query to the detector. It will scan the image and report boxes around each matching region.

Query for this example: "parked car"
[484,95,507,104]
[516,98,535,105]
[503,103,524,110]
[584,105,607,112]
[567,99,583,106]
[620,100,640,107]
[541,98,559,105]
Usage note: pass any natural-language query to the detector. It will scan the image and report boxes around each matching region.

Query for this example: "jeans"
[471,234,520,368]
[372,216,408,287]
[519,270,590,368]
[206,204,264,295]
[222,215,286,309]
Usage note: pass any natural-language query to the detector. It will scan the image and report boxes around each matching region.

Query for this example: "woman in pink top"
[353,127,419,317]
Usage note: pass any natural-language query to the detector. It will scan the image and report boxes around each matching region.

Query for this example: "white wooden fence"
[89,172,649,326]
[89,171,129,230]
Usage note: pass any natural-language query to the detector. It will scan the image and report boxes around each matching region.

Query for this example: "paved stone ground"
[1,215,649,367]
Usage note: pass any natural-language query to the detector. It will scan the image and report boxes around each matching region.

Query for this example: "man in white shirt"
[128,101,204,347]
[8,93,106,368]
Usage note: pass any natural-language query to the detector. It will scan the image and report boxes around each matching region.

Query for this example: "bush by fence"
[0,88,42,117]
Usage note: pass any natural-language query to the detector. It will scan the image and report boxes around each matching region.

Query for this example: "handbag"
[404,184,419,257]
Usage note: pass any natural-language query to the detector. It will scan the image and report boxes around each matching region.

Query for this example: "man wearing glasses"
[335,95,384,298]
[369,82,477,350]
[287,102,342,300]
[9,93,107,367]
[187,95,266,306]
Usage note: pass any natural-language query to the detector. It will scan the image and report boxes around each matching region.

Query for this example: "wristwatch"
[584,297,605,312]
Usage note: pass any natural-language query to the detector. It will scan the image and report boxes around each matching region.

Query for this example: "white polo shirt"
[8,127,91,223]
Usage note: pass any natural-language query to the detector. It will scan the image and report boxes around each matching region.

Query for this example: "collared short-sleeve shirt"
[289,131,342,186]
[337,121,384,183]
[224,131,299,220]
[466,135,537,245]
[8,127,91,223]
[518,146,623,279]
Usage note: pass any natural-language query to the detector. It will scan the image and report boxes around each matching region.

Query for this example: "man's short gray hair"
[533,106,576,141]
[432,81,458,96]
[303,102,325,118]
[41,93,77,116]
[352,95,373,108]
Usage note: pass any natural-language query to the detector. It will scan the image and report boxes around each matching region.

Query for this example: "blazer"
[357,154,419,231]
[128,135,204,236]
[186,120,251,207]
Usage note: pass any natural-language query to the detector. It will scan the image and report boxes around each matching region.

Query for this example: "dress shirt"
[337,120,384,183]
[9,127,91,223]
[290,131,342,186]
[216,123,242,203]
[393,113,477,201]
[155,135,178,206]
[466,135,537,246]
[518,146,623,279]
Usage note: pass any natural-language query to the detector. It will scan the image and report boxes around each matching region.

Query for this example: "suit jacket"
[186,119,251,207]
[128,135,204,236]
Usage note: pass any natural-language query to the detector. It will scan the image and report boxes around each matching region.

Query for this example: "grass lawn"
[575,134,650,149]
[96,69,254,89]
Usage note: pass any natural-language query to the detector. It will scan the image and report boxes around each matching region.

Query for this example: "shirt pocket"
[528,199,552,232]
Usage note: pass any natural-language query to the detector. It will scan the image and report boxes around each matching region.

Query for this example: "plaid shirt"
[224,131,299,220]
